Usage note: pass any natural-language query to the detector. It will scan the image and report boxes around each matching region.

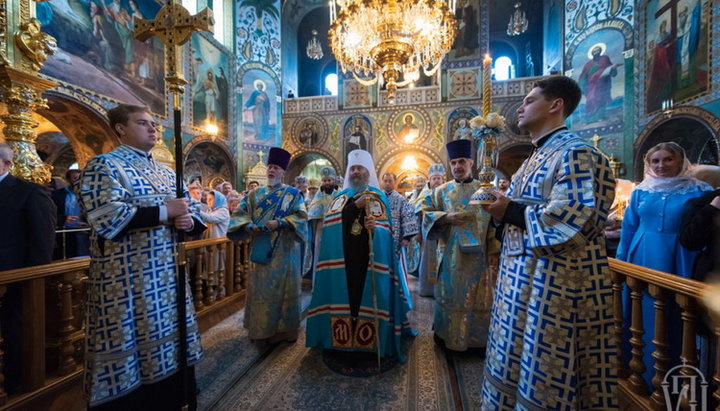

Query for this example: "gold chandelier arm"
[395,78,415,87]
[352,72,378,86]
[424,63,442,77]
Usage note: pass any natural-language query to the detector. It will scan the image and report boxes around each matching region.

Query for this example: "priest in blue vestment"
[227,147,308,344]
[306,150,412,361]
[421,141,496,352]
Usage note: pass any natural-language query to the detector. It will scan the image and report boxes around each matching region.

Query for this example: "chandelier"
[507,2,528,36]
[328,0,457,104]
[306,29,324,60]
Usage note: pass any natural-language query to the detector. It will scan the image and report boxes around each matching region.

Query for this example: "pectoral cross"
[134,0,213,106]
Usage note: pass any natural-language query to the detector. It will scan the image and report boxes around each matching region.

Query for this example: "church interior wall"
[20,0,720,189]
[295,7,333,97]
[282,90,535,182]
[280,0,719,186]
[237,0,283,188]
[543,0,564,74]
[632,0,720,178]
[36,1,242,188]
[563,0,634,178]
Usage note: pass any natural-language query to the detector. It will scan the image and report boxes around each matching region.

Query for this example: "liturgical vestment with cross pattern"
[79,145,204,406]
[481,129,618,410]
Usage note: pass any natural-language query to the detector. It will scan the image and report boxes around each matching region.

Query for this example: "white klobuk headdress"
[343,149,379,190]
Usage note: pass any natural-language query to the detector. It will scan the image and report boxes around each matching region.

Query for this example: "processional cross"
[134,1,213,107]
[133,3,213,410]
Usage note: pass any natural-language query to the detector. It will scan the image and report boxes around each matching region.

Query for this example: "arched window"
[494,56,514,81]
[325,73,338,96]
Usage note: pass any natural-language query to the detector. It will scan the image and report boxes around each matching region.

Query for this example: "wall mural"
[564,0,634,46]
[191,34,230,133]
[389,109,430,145]
[645,0,711,113]
[447,68,481,101]
[500,100,530,140]
[282,98,542,182]
[184,141,234,187]
[450,0,480,61]
[447,106,479,141]
[343,115,373,162]
[567,25,628,133]
[237,0,282,74]
[343,78,374,108]
[41,0,166,114]
[292,115,328,149]
[240,67,279,146]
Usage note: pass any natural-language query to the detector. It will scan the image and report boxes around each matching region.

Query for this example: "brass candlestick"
[469,113,504,205]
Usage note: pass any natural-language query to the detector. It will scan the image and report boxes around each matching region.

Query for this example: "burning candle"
[482,54,492,116]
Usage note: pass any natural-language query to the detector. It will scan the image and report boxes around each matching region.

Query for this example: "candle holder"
[469,113,505,205]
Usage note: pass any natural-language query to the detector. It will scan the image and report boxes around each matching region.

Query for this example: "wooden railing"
[0,238,250,410]
[609,258,719,410]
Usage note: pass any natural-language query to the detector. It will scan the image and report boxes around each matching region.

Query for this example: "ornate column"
[0,0,57,183]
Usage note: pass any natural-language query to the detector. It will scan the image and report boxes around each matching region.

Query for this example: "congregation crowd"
[1,75,719,410]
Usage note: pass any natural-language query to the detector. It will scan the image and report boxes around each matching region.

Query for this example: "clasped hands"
[248,220,280,235]
[167,198,194,231]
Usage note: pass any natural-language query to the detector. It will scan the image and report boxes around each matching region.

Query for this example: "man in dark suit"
[0,142,56,270]
[0,142,56,394]
[51,169,90,259]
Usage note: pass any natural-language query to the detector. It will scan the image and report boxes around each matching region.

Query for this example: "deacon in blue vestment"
[306,150,412,361]
[79,104,206,409]
[227,147,308,344]
[422,141,496,351]
[481,77,617,410]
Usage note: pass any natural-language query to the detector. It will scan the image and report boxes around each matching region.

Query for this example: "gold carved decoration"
[0,1,58,184]
[150,125,175,168]
[15,17,56,72]
[0,1,10,66]
[0,69,56,182]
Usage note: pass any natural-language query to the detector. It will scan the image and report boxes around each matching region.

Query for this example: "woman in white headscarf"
[617,142,712,275]
[616,141,712,391]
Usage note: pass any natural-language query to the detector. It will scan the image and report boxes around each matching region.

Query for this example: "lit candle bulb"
[482,54,492,116]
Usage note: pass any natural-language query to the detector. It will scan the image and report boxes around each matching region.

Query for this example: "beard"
[267,176,282,187]
[349,174,369,192]
[452,169,469,180]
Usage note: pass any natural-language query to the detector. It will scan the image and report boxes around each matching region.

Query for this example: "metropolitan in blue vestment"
[306,150,411,361]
